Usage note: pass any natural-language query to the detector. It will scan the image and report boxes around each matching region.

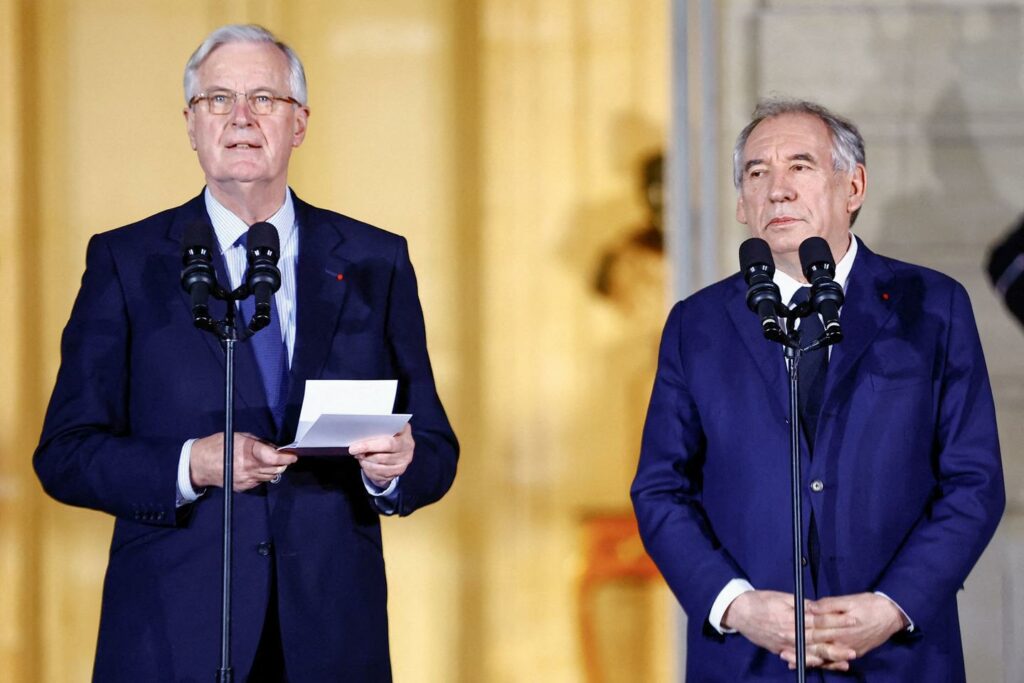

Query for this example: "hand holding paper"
[351,422,415,489]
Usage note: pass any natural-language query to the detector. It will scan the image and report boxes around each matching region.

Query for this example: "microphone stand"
[194,286,258,683]
[771,302,840,683]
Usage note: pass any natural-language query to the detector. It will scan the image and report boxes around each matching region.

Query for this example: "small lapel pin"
[324,269,344,282]
[881,292,890,301]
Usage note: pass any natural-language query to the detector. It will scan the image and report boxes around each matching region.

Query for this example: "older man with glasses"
[34,24,458,682]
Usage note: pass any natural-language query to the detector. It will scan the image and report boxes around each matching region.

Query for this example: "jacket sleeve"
[873,282,1005,632]
[33,234,182,526]
[631,302,747,631]
[384,237,459,516]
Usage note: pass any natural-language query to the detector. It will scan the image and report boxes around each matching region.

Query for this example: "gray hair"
[183,24,307,105]
[732,98,866,224]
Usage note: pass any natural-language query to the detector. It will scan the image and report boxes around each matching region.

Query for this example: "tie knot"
[790,286,811,307]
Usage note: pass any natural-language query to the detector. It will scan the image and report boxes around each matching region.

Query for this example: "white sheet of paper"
[280,414,412,455]
[279,380,410,456]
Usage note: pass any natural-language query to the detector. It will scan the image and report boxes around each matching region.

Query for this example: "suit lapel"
[287,194,353,414]
[724,276,789,421]
[823,239,899,401]
[165,191,266,411]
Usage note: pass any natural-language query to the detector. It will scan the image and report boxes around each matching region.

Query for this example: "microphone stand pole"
[783,340,807,683]
[218,301,237,683]
[193,290,252,683]
[773,304,840,683]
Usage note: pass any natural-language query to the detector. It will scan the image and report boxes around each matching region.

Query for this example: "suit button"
[801,555,808,566]
[257,542,273,557]
[810,480,824,493]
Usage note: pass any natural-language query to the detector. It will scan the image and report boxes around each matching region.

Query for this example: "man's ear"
[736,194,748,226]
[291,106,309,148]
[846,163,867,214]
[183,107,197,150]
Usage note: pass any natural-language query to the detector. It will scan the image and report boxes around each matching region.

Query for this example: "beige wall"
[1,1,670,681]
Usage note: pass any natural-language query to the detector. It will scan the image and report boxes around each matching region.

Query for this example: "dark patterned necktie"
[237,232,289,426]
[791,287,827,453]
[791,286,825,587]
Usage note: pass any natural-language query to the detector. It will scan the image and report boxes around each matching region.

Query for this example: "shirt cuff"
[874,591,915,632]
[176,438,205,508]
[709,578,755,634]
[361,472,400,515]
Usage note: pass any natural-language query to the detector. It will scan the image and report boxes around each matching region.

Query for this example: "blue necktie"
[791,287,827,453]
[237,232,289,426]
[791,286,825,588]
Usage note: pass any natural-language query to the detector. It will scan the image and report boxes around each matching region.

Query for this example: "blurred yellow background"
[0,0,675,680]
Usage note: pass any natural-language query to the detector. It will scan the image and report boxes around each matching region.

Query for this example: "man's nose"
[230,94,255,125]
[768,175,795,202]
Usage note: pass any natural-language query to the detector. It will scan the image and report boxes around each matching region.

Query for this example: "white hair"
[183,24,307,105]
[732,98,866,224]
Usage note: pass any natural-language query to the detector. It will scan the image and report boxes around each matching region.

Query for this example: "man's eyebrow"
[743,159,764,173]
[789,153,817,163]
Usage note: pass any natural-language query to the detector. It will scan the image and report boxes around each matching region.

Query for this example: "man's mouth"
[767,216,800,227]
[227,143,261,149]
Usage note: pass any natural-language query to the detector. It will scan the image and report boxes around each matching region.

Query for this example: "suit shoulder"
[672,272,745,316]
[90,196,200,248]
[871,251,968,296]
[297,201,407,254]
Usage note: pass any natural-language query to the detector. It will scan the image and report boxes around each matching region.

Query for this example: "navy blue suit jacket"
[34,191,459,682]
[631,239,1004,682]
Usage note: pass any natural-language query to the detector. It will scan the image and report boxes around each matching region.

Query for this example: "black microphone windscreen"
[798,236,834,275]
[183,221,215,251]
[739,237,775,277]
[248,222,280,259]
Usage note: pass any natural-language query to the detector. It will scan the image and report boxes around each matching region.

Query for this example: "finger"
[805,611,859,630]
[249,443,297,467]
[813,642,857,662]
[358,461,406,478]
[353,451,412,467]
[780,650,825,668]
[808,596,852,614]
[349,435,400,456]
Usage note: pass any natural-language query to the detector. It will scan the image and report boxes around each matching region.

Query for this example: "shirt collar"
[774,234,858,304]
[203,187,296,253]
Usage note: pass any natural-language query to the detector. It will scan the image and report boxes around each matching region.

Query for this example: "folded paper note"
[278,380,411,456]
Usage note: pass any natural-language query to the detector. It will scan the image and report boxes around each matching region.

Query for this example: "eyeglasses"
[189,89,302,116]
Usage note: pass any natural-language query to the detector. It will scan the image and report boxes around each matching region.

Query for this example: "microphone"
[799,236,844,343]
[180,222,218,328]
[739,237,784,342]
[244,222,282,333]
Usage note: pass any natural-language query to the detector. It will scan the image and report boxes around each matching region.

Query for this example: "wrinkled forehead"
[742,112,833,162]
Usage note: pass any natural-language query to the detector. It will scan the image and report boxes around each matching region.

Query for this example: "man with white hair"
[632,99,1004,681]
[35,25,458,682]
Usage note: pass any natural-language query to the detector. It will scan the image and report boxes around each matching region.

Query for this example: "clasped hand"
[721,590,907,671]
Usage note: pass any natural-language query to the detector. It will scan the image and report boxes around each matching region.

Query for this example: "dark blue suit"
[631,239,1004,681]
[34,191,458,682]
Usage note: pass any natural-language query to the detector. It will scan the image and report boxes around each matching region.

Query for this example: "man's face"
[184,42,308,193]
[736,113,865,270]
